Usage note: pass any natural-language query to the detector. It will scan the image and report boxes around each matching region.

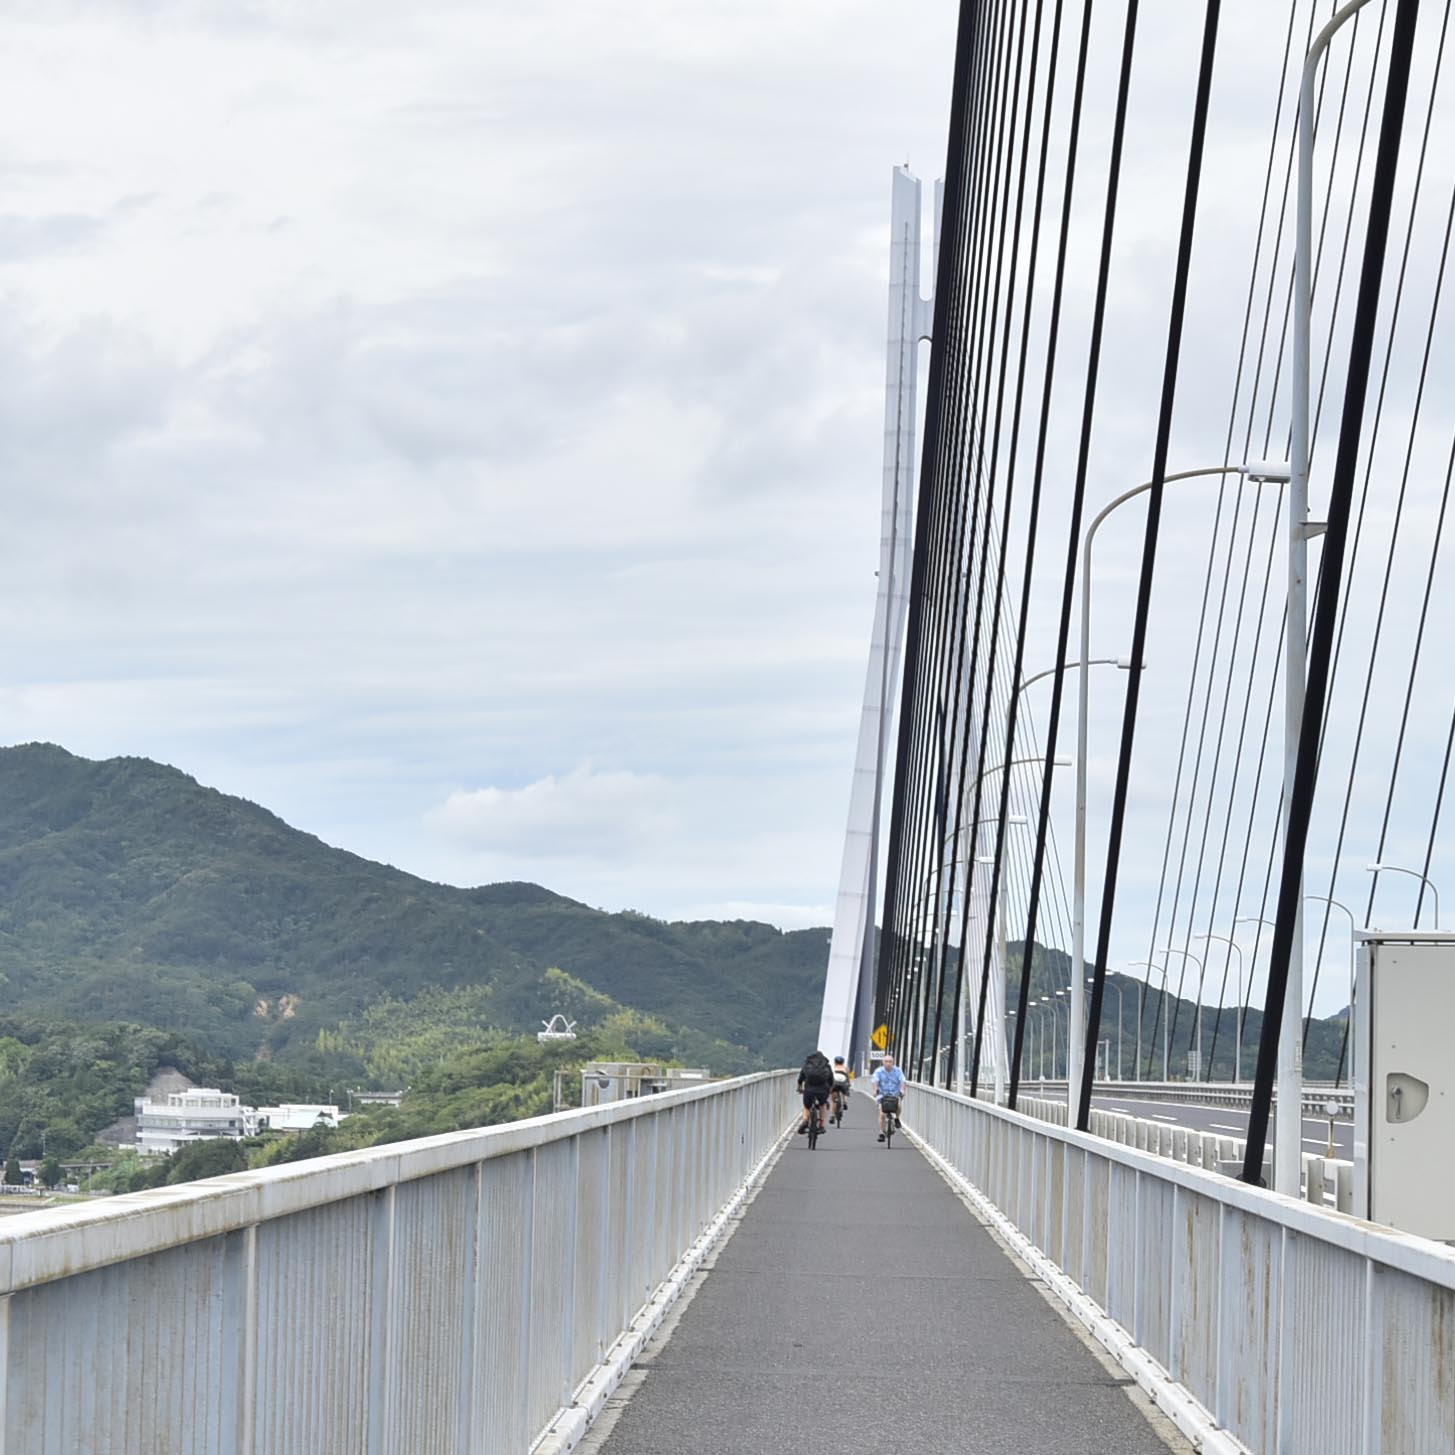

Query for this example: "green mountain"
[0,744,826,1074]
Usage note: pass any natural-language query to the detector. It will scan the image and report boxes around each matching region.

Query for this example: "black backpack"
[802,1051,833,1087]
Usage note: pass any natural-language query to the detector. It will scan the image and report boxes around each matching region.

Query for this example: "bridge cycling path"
[586,1098,1188,1455]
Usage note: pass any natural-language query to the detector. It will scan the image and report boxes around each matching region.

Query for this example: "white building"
[255,1104,341,1133]
[134,1088,257,1156]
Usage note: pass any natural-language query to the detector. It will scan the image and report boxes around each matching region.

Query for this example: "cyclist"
[830,1056,852,1124]
[796,1049,835,1136]
[872,1054,907,1142]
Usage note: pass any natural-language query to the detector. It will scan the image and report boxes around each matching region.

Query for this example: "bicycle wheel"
[807,1111,820,1150]
[884,1117,893,1149]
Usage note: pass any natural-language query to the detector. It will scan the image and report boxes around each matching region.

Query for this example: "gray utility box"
[1354,932,1455,1242]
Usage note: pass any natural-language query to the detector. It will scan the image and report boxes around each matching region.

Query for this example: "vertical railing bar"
[596,1126,612,1366]
[454,1162,484,1455]
[1359,1258,1379,1455]
[0,1291,10,1455]
[518,1148,537,1452]
[365,1185,397,1455]
[559,1135,580,1412]
[1276,1226,1294,1455]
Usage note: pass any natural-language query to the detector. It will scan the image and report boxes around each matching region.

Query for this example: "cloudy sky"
[1,1,1450,1022]
[0,0,958,927]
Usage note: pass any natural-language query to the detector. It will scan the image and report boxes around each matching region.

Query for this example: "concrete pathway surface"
[588,1100,1187,1455]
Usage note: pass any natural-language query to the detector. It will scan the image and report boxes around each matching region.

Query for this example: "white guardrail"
[1018,1094,1356,1214]
[908,1081,1455,1455]
[0,1070,796,1455]
[1019,1079,1356,1116]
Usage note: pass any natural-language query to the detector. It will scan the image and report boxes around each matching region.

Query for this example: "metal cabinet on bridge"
[1354,931,1455,1242]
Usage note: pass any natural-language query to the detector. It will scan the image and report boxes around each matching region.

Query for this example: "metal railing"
[1017,1095,1355,1213]
[908,1081,1455,1454]
[0,1071,795,1455]
[1016,1078,1355,1117]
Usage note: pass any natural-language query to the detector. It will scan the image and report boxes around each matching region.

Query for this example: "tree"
[165,1138,246,1186]
[3,1154,20,1186]
[38,1156,63,1188]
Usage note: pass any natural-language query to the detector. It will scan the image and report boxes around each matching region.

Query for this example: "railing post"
[456,1163,485,1454]
[365,1185,397,1455]
[221,1225,256,1455]
[559,1136,580,1414]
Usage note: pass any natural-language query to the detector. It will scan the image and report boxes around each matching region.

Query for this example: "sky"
[0,0,957,928]
[0,1,1450,1022]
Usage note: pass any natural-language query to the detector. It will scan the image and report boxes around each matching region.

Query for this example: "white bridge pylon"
[817,167,938,1067]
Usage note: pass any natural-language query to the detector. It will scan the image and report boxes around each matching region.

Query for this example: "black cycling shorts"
[802,1086,831,1108]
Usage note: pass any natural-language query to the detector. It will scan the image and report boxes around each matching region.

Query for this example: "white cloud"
[427,764,674,858]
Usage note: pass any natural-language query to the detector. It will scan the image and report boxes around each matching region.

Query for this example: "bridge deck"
[589,1101,1185,1454]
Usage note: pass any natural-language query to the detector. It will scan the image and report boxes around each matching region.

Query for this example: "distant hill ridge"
[0,743,826,1069]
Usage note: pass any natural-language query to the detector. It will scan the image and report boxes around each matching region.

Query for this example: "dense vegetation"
[83,1029,634,1194]
[0,744,827,1160]
[0,745,824,1058]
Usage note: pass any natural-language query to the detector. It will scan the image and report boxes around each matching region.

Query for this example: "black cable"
[872,0,981,1045]
[1079,0,1222,1130]
[968,0,1100,1097]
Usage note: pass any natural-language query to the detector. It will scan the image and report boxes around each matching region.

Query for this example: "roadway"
[1086,1090,1353,1161]
[588,1105,1189,1455]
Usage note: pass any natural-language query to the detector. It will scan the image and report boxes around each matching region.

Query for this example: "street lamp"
[1366,862,1440,928]
[1017,658,1133,698]
[1264,0,1385,1196]
[1161,948,1204,1078]
[1127,960,1170,1081]
[1030,1001,1053,1082]
[1304,894,1359,1036]
[1193,932,1245,1082]
[1038,997,1056,1078]
[1074,462,1285,1104]
[956,817,1028,1101]
[1051,990,1069,1080]
[1089,975,1125,1079]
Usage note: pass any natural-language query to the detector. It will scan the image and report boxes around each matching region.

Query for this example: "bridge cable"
[1078,0,1222,1130]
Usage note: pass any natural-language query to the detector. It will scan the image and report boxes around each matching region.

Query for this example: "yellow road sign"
[871,1023,889,1050]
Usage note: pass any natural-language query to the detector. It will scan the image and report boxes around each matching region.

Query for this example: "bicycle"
[879,1095,901,1149]
[831,1086,848,1127]
[806,1098,826,1150]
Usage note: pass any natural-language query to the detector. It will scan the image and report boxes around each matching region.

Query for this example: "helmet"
[833,1055,845,1065]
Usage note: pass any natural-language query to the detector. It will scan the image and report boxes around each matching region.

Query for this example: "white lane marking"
[1150,1114,1179,1123]
[1209,1122,1244,1132]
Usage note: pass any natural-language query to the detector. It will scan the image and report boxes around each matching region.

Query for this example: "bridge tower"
[817,167,937,1067]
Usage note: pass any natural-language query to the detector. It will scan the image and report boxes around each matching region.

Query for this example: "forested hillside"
[0,744,829,1154]
[0,745,825,1071]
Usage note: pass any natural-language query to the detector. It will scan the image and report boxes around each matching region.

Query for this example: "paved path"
[590,1101,1184,1455]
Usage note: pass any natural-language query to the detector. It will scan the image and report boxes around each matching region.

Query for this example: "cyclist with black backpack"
[796,1050,835,1136]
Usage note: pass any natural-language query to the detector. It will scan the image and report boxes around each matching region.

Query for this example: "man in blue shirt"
[871,1054,907,1142]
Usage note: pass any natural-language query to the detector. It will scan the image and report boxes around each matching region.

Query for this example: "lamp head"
[1243,459,1292,483]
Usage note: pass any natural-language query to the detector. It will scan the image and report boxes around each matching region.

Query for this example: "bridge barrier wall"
[908,1082,1455,1454]
[0,1070,796,1455]
[1019,1093,1355,1214]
